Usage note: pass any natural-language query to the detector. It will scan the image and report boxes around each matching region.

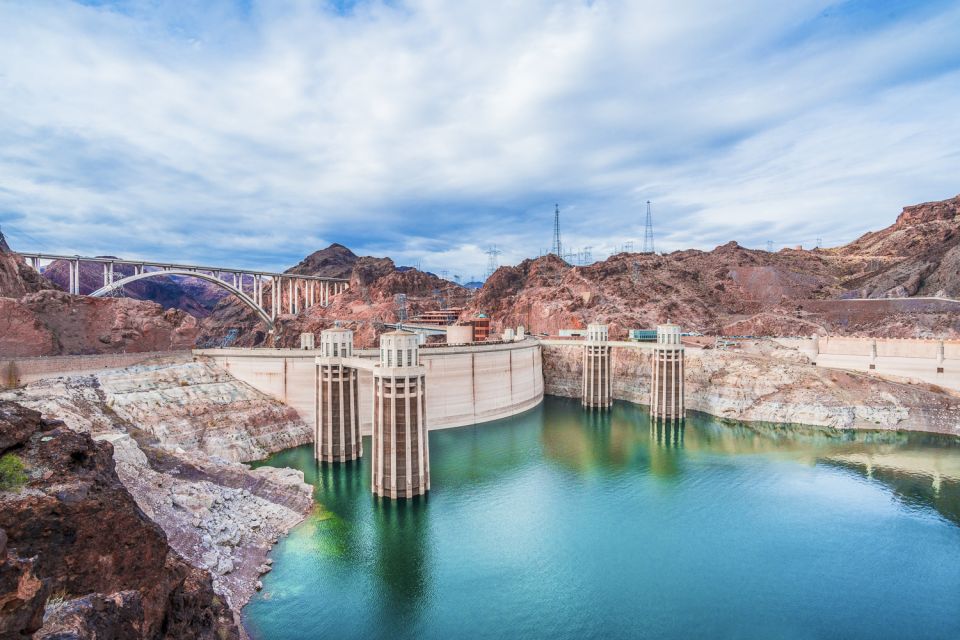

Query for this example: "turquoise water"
[245,397,960,640]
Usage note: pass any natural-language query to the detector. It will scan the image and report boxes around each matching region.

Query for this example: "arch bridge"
[17,253,349,331]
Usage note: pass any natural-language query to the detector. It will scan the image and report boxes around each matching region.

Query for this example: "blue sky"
[1,0,958,280]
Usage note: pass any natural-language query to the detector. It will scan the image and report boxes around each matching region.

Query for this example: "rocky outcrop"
[0,290,199,357]
[97,359,312,462]
[285,242,360,279]
[0,230,55,299]
[1,359,314,614]
[541,341,960,435]
[467,245,840,339]
[0,399,240,639]
[465,195,960,340]
[684,348,959,433]
[826,195,960,299]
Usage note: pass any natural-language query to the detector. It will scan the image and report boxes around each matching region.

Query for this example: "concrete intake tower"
[315,328,362,462]
[650,324,685,421]
[371,329,430,499]
[582,323,612,409]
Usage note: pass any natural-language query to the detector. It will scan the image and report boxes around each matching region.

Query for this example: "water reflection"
[246,397,960,640]
[650,418,684,448]
[540,399,649,473]
[370,497,430,620]
[535,396,960,524]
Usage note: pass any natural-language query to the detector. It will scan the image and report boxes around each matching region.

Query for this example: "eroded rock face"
[96,359,312,462]
[1,359,314,613]
[0,290,199,356]
[0,399,240,639]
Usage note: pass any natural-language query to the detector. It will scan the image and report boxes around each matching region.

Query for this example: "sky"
[0,0,958,281]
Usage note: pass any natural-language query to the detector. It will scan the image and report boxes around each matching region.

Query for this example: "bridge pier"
[271,277,278,319]
[67,259,80,295]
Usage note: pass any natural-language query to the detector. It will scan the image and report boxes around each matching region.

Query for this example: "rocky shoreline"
[1,359,317,637]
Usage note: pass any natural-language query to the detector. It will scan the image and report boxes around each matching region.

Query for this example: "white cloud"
[0,0,958,279]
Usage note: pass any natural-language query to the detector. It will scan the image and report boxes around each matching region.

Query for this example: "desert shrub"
[0,453,28,491]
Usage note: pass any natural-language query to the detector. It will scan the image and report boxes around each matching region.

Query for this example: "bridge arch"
[89,268,274,330]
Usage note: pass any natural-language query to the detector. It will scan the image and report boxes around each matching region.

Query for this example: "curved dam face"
[194,338,544,434]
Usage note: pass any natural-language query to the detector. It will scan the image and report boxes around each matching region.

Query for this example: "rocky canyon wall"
[0,401,240,639]
[0,358,316,630]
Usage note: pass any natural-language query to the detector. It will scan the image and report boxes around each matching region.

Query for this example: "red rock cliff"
[0,400,239,638]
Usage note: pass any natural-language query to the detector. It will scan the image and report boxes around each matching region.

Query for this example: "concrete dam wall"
[194,338,544,434]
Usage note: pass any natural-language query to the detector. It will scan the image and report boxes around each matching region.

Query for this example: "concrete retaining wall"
[2,350,193,387]
[195,338,544,433]
[774,336,959,391]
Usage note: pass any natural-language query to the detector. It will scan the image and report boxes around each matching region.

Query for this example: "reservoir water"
[245,397,960,640]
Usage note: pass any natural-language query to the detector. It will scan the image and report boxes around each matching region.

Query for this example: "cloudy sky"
[1,0,958,280]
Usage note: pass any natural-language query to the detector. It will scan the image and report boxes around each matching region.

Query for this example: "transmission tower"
[642,200,655,254]
[486,245,502,279]
[394,293,408,322]
[551,204,562,256]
